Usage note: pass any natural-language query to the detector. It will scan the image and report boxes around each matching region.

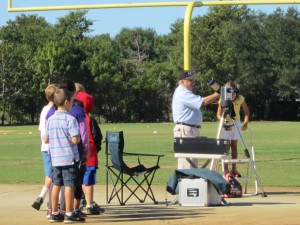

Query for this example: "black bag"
[90,117,103,152]
[222,173,243,198]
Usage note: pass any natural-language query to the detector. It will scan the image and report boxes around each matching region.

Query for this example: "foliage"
[0,7,300,124]
[228,8,300,120]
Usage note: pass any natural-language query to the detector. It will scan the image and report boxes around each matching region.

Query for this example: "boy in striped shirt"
[44,87,85,223]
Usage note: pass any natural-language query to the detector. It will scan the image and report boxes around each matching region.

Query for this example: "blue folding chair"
[105,131,164,205]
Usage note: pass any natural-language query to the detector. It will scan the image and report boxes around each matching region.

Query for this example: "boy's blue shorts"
[83,166,98,186]
[42,151,52,177]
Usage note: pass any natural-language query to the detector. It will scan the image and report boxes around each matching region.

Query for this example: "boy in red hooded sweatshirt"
[75,83,104,215]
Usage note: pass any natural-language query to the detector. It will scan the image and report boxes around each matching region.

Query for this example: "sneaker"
[231,170,242,177]
[97,206,105,214]
[74,209,87,218]
[64,212,85,223]
[92,202,105,213]
[86,205,100,215]
[32,197,43,210]
[49,213,64,222]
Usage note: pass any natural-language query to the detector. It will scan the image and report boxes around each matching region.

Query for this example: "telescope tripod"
[217,105,267,197]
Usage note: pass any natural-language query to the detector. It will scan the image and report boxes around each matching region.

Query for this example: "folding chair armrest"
[123,152,164,166]
[123,152,164,157]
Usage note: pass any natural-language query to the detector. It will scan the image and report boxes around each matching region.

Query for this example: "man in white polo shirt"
[172,70,220,169]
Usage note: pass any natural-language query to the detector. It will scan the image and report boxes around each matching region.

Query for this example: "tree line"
[0,5,299,125]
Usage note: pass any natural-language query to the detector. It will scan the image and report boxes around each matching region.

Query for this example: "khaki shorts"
[173,124,200,169]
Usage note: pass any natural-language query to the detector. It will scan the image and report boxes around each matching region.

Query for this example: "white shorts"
[222,121,241,141]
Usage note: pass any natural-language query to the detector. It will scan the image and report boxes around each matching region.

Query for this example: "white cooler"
[178,178,221,206]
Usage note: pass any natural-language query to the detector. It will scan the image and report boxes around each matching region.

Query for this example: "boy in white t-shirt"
[32,84,57,211]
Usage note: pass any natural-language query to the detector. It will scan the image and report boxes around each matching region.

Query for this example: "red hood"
[75,91,95,114]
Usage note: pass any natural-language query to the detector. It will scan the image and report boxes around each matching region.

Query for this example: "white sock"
[39,186,49,199]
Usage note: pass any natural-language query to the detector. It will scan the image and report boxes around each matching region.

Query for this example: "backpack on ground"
[222,173,243,198]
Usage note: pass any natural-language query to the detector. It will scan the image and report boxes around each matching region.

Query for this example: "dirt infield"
[0,184,299,225]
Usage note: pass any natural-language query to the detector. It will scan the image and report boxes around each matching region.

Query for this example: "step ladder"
[221,144,258,196]
[214,122,267,197]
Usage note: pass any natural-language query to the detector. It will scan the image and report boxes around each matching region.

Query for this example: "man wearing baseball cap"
[172,70,220,169]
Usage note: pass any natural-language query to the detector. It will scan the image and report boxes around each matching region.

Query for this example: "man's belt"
[176,122,201,129]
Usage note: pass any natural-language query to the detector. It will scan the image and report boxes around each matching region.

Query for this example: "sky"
[1,0,299,37]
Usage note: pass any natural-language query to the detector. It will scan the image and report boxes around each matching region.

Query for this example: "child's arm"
[241,100,250,130]
[79,118,90,157]
[44,135,49,144]
[71,135,80,145]
[44,120,49,144]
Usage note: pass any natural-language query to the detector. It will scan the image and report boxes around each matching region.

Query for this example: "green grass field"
[0,122,299,187]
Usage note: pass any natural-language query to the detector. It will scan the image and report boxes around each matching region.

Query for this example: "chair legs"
[140,170,158,204]
[106,166,159,205]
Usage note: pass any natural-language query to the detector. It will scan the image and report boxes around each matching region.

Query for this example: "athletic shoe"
[74,209,87,218]
[49,213,64,222]
[92,202,105,213]
[32,197,43,210]
[64,212,85,223]
[97,206,105,214]
[231,170,242,177]
[86,205,100,215]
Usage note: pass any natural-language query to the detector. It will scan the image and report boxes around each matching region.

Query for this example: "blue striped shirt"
[172,85,204,125]
[45,110,80,167]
